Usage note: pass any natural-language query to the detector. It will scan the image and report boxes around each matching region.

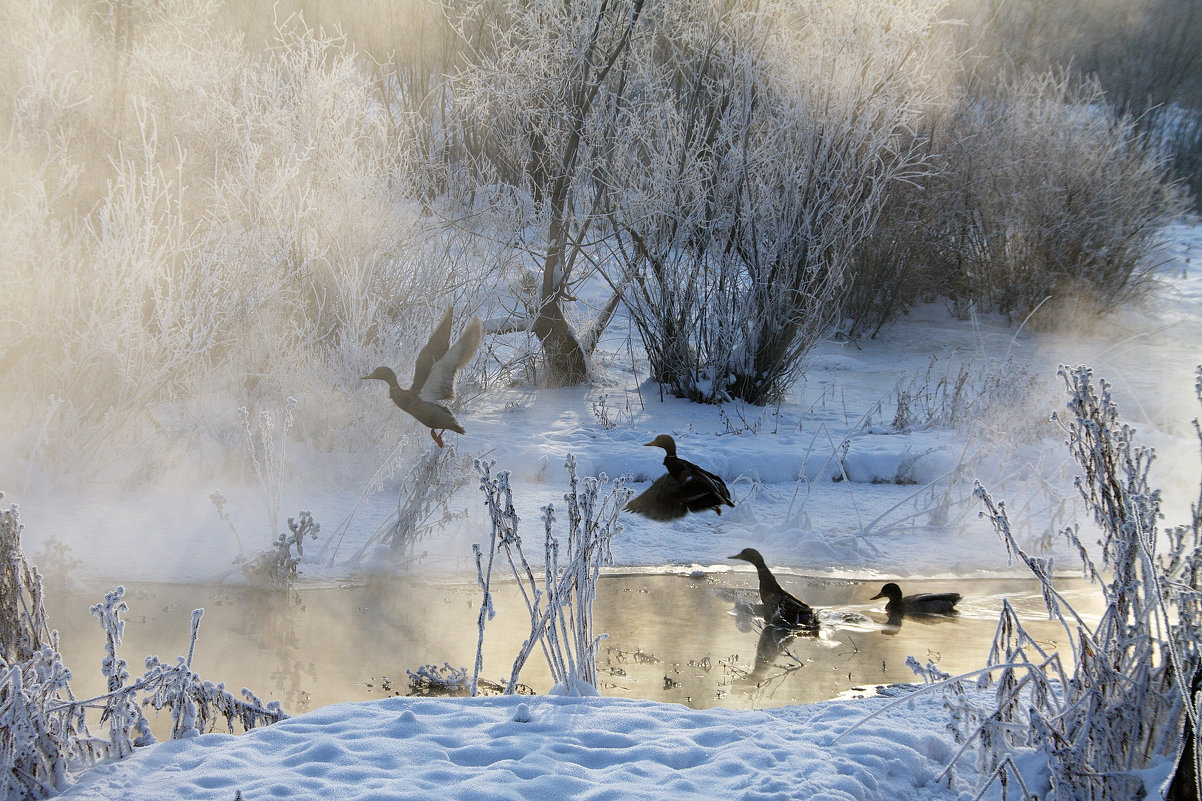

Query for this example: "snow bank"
[51,692,967,801]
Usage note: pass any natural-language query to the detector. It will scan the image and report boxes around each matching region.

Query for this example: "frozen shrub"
[948,365,1202,799]
[0,5,476,484]
[1,500,287,798]
[239,512,320,591]
[406,663,471,696]
[473,456,631,695]
[0,496,52,664]
[608,0,941,403]
[948,0,1202,213]
[871,74,1183,326]
[0,497,99,798]
[1149,105,1202,214]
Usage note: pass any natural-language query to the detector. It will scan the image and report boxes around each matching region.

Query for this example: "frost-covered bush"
[947,365,1202,799]
[473,456,631,695]
[0,496,99,799]
[852,73,1184,331]
[1148,105,1202,214]
[238,513,320,591]
[0,4,484,485]
[1,496,52,664]
[608,0,941,403]
[948,76,1182,320]
[1,500,287,798]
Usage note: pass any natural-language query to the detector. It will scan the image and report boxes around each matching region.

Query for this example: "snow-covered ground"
[45,690,1091,801]
[15,221,1202,800]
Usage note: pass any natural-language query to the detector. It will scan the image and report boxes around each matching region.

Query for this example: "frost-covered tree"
[448,0,648,386]
[606,0,942,403]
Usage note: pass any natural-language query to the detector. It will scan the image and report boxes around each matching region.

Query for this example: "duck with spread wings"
[363,306,483,447]
[624,434,734,521]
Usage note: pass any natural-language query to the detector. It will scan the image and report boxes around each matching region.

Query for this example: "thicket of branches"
[899,365,1202,799]
[949,0,1202,210]
[0,2,499,486]
[602,0,940,402]
[0,0,1191,488]
[847,74,1184,336]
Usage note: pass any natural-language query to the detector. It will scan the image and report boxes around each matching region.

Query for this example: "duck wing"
[771,594,818,629]
[411,307,454,391]
[418,316,483,404]
[676,459,734,509]
[624,474,689,520]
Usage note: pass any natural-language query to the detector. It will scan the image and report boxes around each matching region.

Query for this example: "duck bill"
[869,592,885,600]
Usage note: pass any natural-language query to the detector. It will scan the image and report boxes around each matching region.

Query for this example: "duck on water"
[729,547,817,630]
[869,582,961,616]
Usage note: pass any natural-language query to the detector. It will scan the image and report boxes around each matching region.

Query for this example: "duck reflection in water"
[745,623,819,684]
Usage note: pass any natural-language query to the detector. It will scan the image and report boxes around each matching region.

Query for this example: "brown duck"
[729,547,817,629]
[870,582,960,615]
[624,434,734,521]
[363,307,483,447]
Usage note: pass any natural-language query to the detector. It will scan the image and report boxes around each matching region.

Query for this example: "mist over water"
[43,572,1103,726]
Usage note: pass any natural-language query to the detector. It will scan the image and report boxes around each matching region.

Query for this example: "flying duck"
[363,306,483,447]
[624,434,734,520]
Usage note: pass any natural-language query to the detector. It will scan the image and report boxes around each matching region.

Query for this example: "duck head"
[643,434,677,456]
[729,547,766,567]
[362,366,400,387]
[870,582,903,603]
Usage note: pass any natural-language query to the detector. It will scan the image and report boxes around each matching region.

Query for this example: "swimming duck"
[363,307,483,447]
[624,434,734,520]
[729,547,817,629]
[870,582,960,615]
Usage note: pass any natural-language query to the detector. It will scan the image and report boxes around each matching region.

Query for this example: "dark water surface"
[43,571,1102,719]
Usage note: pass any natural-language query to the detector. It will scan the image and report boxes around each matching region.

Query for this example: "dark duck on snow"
[363,306,483,448]
[624,434,734,521]
[729,547,817,629]
[869,582,960,615]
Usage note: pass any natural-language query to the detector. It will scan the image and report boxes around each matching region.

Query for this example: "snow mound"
[52,694,969,801]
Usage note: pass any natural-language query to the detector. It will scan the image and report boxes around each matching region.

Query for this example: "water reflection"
[872,607,962,635]
[42,572,1101,717]
[238,589,316,711]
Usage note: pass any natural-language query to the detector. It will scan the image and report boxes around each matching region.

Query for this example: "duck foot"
[429,428,446,448]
